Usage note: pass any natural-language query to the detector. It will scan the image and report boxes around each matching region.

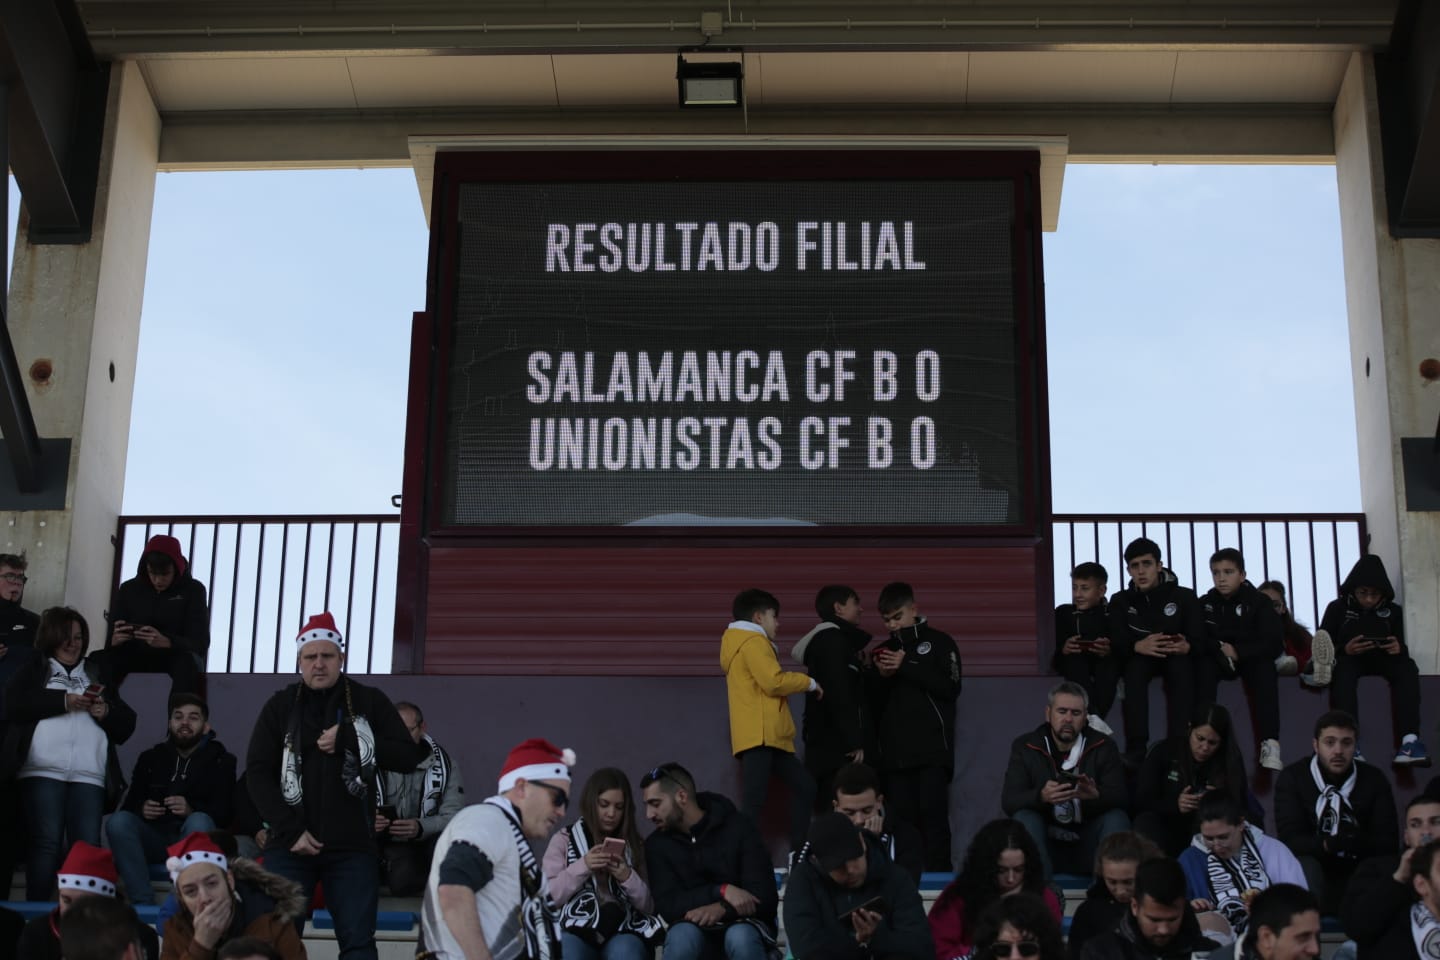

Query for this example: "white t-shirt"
[421,798,532,960]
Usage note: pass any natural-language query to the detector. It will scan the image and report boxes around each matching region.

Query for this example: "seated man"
[19,841,159,960]
[829,761,924,885]
[1177,792,1307,939]
[1002,681,1130,880]
[1341,792,1440,951]
[1210,884,1322,960]
[374,700,464,896]
[783,812,932,960]
[1350,836,1440,958]
[60,896,155,960]
[1080,857,1220,960]
[641,762,777,960]
[106,535,209,698]
[105,693,236,903]
[1274,709,1397,916]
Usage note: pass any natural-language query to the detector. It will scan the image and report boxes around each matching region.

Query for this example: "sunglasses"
[645,763,682,790]
[987,942,1041,958]
[532,781,568,810]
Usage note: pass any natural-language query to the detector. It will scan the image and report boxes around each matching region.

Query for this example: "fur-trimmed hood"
[232,856,307,925]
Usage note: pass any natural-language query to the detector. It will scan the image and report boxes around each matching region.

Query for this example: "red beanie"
[165,832,228,883]
[58,841,117,898]
[143,535,187,576]
[296,612,344,653]
[498,738,576,792]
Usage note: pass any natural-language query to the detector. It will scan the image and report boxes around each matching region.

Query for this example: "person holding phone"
[783,812,932,960]
[1341,792,1440,955]
[543,767,661,960]
[104,535,210,700]
[372,701,464,896]
[1133,704,1250,856]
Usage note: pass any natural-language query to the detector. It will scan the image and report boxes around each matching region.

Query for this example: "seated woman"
[160,832,307,960]
[928,819,1062,960]
[1133,703,1249,856]
[970,894,1065,960]
[542,767,661,960]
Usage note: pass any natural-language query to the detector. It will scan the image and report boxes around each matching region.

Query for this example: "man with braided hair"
[245,612,428,960]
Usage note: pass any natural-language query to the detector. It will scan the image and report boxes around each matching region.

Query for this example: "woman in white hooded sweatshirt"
[1,607,135,900]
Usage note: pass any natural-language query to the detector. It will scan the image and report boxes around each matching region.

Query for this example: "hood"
[231,856,307,924]
[791,618,870,663]
[720,622,772,671]
[1115,908,1217,957]
[1340,554,1395,603]
[791,621,839,662]
[691,791,738,837]
[137,534,188,578]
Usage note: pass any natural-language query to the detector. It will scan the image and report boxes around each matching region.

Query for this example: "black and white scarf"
[484,797,562,960]
[1412,902,1440,958]
[1044,731,1086,825]
[375,734,450,818]
[279,679,375,807]
[557,818,664,944]
[1191,824,1269,933]
[1310,756,1358,839]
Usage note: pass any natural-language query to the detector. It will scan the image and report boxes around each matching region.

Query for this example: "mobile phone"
[839,896,889,920]
[377,804,398,820]
[84,682,104,698]
[148,783,170,801]
[602,837,626,858]
[1056,769,1080,784]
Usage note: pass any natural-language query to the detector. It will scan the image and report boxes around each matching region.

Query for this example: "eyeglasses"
[532,781,568,810]
[0,573,27,584]
[987,941,1041,958]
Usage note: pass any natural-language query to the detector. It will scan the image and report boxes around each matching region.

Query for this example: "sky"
[117,162,1360,516]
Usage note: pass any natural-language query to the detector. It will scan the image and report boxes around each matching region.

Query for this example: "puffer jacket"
[161,856,308,959]
[720,622,812,755]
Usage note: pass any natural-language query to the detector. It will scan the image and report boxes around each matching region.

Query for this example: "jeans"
[106,809,218,904]
[738,746,814,853]
[263,846,380,959]
[560,931,651,960]
[662,922,768,960]
[20,777,106,901]
[1013,807,1130,881]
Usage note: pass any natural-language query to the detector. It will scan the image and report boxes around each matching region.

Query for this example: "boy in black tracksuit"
[1199,548,1284,771]
[793,585,877,807]
[1320,554,1429,765]
[1109,538,1211,762]
[1053,561,1119,735]
[871,581,961,873]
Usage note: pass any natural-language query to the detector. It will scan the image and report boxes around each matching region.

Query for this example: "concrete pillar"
[2,61,160,624]
[1333,53,1440,673]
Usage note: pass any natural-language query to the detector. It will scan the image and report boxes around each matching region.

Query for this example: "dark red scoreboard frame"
[395,148,1053,676]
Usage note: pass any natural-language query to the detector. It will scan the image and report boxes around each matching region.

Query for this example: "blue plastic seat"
[0,900,53,921]
[309,908,417,932]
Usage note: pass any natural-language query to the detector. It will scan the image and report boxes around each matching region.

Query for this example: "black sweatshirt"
[792,618,876,779]
[110,570,211,658]
[643,791,778,932]
[1320,554,1406,655]
[1109,571,1207,658]
[872,619,961,772]
[121,733,238,827]
[783,841,933,960]
[1200,580,1282,661]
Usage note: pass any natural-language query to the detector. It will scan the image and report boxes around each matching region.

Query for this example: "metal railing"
[114,512,1367,674]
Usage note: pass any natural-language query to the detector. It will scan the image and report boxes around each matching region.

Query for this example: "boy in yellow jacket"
[720,588,823,856]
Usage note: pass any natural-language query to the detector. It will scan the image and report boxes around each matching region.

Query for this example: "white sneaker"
[1275,654,1298,676]
[1260,739,1283,771]
[1088,714,1114,736]
[1309,630,1335,686]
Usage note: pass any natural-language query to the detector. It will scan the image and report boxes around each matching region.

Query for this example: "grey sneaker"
[1309,630,1335,686]
[1275,654,1298,676]
[1260,739,1283,771]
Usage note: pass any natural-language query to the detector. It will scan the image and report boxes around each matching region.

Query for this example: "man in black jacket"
[105,535,209,698]
[1002,681,1130,880]
[640,763,776,960]
[1346,835,1440,959]
[245,612,428,960]
[829,762,924,886]
[1340,792,1440,954]
[1109,538,1210,764]
[783,812,932,960]
[105,693,237,903]
[871,581,960,873]
[1081,857,1219,960]
[1199,548,1285,771]
[1274,709,1397,916]
[793,584,876,807]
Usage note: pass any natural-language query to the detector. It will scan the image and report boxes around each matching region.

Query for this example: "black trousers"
[1331,650,1422,739]
[99,642,205,700]
[1199,654,1281,741]
[739,746,814,854]
[1122,652,1215,754]
[884,765,952,873]
[1055,651,1120,718]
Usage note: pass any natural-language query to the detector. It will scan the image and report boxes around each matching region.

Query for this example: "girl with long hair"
[928,819,1062,960]
[1133,702,1249,855]
[542,767,661,960]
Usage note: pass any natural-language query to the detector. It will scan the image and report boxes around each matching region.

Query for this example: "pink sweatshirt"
[542,827,655,914]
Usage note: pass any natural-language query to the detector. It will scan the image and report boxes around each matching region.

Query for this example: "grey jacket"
[378,735,465,840]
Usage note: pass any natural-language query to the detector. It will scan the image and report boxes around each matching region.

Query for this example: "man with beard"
[246,612,428,960]
[105,693,237,904]
[793,585,876,807]
[419,738,573,960]
[1341,793,1440,954]
[1081,858,1219,960]
[1274,710,1397,916]
[641,762,777,960]
[1002,681,1129,880]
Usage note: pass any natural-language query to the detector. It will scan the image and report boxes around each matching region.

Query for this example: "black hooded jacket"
[1320,555,1405,654]
[120,731,238,826]
[1068,880,1128,960]
[1079,908,1217,960]
[872,618,961,772]
[792,618,876,778]
[1052,600,1111,669]
[782,838,933,960]
[643,791,778,932]
[111,553,211,658]
[1200,580,1282,661]
[1109,570,1207,658]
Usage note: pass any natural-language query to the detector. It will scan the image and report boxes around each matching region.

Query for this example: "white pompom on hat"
[165,832,228,884]
[498,738,576,792]
[296,612,344,652]
[57,841,117,898]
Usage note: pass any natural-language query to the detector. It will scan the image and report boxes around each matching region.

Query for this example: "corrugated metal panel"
[422,544,1040,676]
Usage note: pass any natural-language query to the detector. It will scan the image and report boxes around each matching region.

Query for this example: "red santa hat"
[296,612,344,653]
[57,841,117,898]
[165,832,228,883]
[497,738,576,792]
